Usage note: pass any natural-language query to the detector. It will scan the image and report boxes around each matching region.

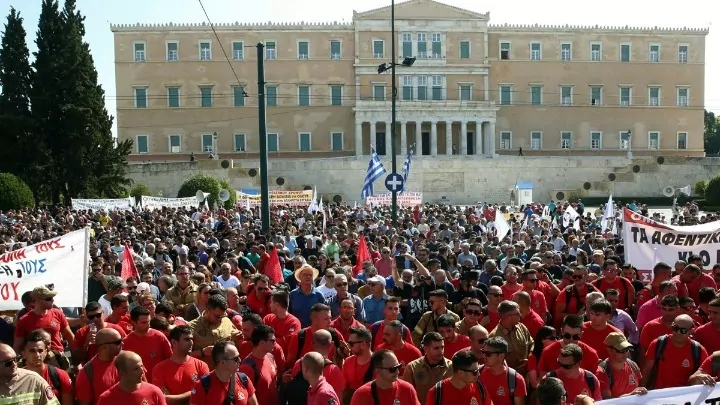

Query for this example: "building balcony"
[355,98,495,111]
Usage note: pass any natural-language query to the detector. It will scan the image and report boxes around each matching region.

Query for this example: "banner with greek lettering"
[365,192,423,207]
[71,198,134,211]
[0,228,89,310]
[598,384,718,405]
[235,190,313,207]
[623,208,720,282]
[140,196,198,210]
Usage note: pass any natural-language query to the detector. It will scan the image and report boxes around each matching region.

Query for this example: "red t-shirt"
[189,372,256,405]
[521,310,546,338]
[537,341,599,377]
[645,336,708,389]
[550,368,602,403]
[595,360,643,397]
[237,340,287,373]
[238,354,279,405]
[285,327,344,367]
[483,309,501,333]
[581,322,622,360]
[244,284,271,317]
[122,330,172,382]
[501,283,522,301]
[75,357,120,403]
[691,322,720,355]
[478,366,528,405]
[291,358,345,394]
[342,355,373,390]
[97,381,166,405]
[330,317,365,342]
[639,318,674,352]
[151,356,210,395]
[72,323,127,362]
[593,277,634,310]
[555,284,594,324]
[105,314,133,334]
[262,313,301,353]
[15,308,68,351]
[699,354,720,377]
[350,379,420,405]
[376,342,421,376]
[425,378,491,405]
[515,289,548,317]
[33,365,72,399]
[444,334,471,359]
[370,321,413,350]
[673,273,716,302]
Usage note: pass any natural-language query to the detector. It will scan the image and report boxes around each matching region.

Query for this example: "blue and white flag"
[361,146,387,200]
[401,143,416,193]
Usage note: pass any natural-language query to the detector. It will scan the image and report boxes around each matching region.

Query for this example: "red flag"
[121,244,138,281]
[265,247,283,285]
[353,235,371,276]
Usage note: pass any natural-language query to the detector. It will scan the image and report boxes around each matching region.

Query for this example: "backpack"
[565,284,596,310]
[598,359,640,387]
[84,358,95,400]
[241,354,276,385]
[200,372,250,405]
[595,278,631,308]
[478,365,517,396]
[654,335,702,371]
[547,370,596,394]
[296,327,346,366]
[371,321,410,348]
[47,365,62,395]
[279,358,333,405]
[431,379,486,405]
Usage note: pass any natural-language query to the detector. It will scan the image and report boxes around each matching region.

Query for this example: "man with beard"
[451,270,488,314]
[152,325,209,403]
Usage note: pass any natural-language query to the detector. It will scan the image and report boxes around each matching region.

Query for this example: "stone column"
[476,121,483,156]
[416,122,423,157]
[385,121,392,156]
[400,121,407,156]
[370,122,376,151]
[430,121,438,156]
[445,122,453,155]
[460,121,468,155]
[488,121,496,157]
[355,121,363,157]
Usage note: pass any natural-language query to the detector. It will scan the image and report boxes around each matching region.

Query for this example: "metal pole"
[390,0,398,226]
[257,43,270,232]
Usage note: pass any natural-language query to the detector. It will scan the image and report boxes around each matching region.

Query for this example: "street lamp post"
[626,129,633,159]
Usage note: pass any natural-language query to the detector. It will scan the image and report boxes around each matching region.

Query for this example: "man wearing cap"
[98,279,125,318]
[596,333,646,399]
[289,265,326,327]
[14,287,74,370]
[362,275,388,325]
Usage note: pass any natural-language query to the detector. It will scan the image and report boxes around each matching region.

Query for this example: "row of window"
[500,41,689,63]
[499,131,689,150]
[130,37,691,64]
[134,132,346,154]
[497,85,690,107]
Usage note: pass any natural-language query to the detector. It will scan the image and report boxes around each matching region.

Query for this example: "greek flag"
[401,143,416,193]
[361,146,387,200]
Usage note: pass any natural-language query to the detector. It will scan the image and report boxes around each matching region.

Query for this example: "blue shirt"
[289,287,326,327]
[327,293,365,322]
[362,294,388,324]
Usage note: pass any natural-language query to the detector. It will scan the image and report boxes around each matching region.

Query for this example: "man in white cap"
[289,265,326,327]
[362,275,388,324]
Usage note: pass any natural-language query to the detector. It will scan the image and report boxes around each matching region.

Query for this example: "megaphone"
[196,190,210,203]
[662,186,675,197]
[218,189,230,202]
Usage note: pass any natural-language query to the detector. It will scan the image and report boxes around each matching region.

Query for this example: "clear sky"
[6,0,719,138]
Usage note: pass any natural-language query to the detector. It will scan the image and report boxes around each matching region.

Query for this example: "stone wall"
[126,156,720,204]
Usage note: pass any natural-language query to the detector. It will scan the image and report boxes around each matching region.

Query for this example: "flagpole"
[390,0,398,227]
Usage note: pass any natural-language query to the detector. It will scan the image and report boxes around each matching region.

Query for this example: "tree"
[177,174,235,209]
[0,173,34,210]
[128,183,151,204]
[0,8,35,191]
[705,175,720,206]
[705,110,720,156]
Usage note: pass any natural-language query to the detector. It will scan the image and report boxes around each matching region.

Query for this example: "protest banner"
[597,384,718,405]
[235,190,313,207]
[0,228,89,310]
[71,198,134,211]
[141,196,198,210]
[622,208,720,282]
[365,192,423,207]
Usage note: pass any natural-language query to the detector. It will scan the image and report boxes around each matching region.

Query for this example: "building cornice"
[488,23,709,36]
[110,21,353,33]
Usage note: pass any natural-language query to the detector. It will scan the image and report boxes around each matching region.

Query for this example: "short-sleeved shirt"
[0,368,59,405]
[151,357,210,395]
[595,360,642,398]
[189,372,256,405]
[581,322,622,360]
[187,314,238,350]
[238,354,278,405]
[307,377,340,405]
[425,378,491,405]
[35,365,72,399]
[549,368,602,403]
[375,342,422,376]
[350,380,420,405]
[262,313,301,353]
[285,327,344,367]
[645,336,708,389]
[15,309,68,351]
[537,341,599,377]
[74,357,120,403]
[403,356,453,401]
[72,323,127,361]
[97,382,167,405]
[122,330,173,382]
[342,355,373,391]
[478,366,527,405]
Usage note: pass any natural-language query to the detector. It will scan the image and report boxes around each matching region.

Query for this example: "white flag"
[679,185,692,196]
[495,212,511,240]
[601,195,614,231]
[563,205,580,227]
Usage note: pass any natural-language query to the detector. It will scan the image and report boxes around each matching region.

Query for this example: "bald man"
[97,351,166,404]
[288,329,344,395]
[0,343,58,404]
[75,329,124,405]
[302,352,340,405]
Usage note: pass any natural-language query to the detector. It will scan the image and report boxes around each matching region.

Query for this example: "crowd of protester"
[0,199,719,405]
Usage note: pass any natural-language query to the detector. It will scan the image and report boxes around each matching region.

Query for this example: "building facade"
[111,0,708,161]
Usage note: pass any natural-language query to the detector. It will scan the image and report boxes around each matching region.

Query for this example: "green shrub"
[177,174,235,209]
[128,183,152,205]
[705,175,720,206]
[695,180,708,198]
[0,173,34,210]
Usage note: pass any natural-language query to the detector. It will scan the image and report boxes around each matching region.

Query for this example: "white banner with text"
[140,196,198,210]
[71,198,134,211]
[598,384,719,405]
[365,192,423,207]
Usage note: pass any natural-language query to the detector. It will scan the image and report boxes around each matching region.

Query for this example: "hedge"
[177,174,236,209]
[571,196,678,207]
[695,180,708,199]
[128,183,152,204]
[0,173,34,210]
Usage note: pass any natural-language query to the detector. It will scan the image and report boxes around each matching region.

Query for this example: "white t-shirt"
[215,275,240,289]
[316,284,337,300]
[98,295,113,318]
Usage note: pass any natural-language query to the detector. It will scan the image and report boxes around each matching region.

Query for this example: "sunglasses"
[558,362,576,369]
[609,346,631,354]
[347,340,365,346]
[481,349,503,356]
[87,313,103,320]
[672,325,691,334]
[543,336,561,341]
[0,356,18,368]
[526,279,538,283]
[460,366,481,375]
[100,339,123,346]
[380,363,403,373]
[335,282,348,287]
[572,275,584,280]
[562,333,582,340]
[488,293,503,297]
[465,310,482,316]
[226,356,241,363]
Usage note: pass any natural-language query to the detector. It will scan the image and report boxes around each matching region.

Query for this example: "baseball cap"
[136,282,152,295]
[31,286,57,300]
[367,275,387,287]
[604,332,632,351]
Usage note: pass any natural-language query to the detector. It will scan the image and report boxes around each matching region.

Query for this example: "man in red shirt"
[555,266,595,327]
[189,342,258,405]
[546,343,602,403]
[639,295,681,363]
[596,333,646,399]
[341,326,373,402]
[238,324,279,405]
[593,259,635,311]
[72,301,127,366]
[369,297,411,349]
[122,306,172,382]
[287,329,345,395]
[350,350,420,405]
[693,297,720,354]
[581,300,622,360]
[285,304,345,368]
[674,263,715,303]
[330,297,364,341]
[244,275,271,317]
[105,295,133,334]
[303,351,341,405]
[262,290,300,353]
[97,351,166,405]
[537,315,599,377]
[151,325,209,401]
[14,286,74,358]
[237,313,286,372]
[516,270,549,321]
[75,328,123,405]
[377,320,422,376]
[512,291,545,337]
[426,349,491,405]
[478,337,527,405]
[634,262,673,314]
[436,314,471,358]
[22,330,73,405]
